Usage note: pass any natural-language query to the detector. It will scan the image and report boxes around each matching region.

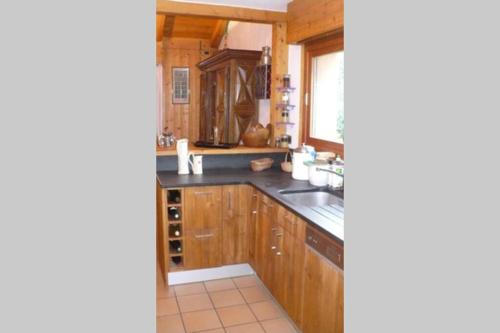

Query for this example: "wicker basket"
[281,151,292,172]
[250,158,274,172]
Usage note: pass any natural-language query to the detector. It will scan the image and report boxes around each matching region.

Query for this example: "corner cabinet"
[197,49,262,144]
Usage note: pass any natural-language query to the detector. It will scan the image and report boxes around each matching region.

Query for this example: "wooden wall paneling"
[163,37,212,141]
[270,22,288,146]
[287,0,344,44]
[156,0,287,23]
[156,41,163,65]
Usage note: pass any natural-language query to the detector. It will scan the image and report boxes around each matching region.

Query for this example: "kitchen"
[156,1,344,332]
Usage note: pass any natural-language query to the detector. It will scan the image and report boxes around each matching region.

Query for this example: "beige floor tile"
[216,304,257,327]
[233,275,259,289]
[175,282,207,296]
[157,297,179,317]
[177,293,213,313]
[210,289,246,308]
[205,278,237,292]
[197,329,225,333]
[157,314,185,333]
[249,301,283,321]
[225,322,265,333]
[182,309,222,333]
[157,283,176,299]
[239,286,270,304]
[260,318,297,333]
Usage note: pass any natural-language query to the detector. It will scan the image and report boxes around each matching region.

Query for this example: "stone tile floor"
[157,269,299,333]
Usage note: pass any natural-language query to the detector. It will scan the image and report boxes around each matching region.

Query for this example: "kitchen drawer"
[306,226,343,269]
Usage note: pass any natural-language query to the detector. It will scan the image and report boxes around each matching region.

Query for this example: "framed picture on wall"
[172,67,190,104]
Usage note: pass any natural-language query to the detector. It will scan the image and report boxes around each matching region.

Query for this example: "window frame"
[302,31,344,156]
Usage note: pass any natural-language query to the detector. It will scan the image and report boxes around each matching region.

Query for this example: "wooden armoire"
[197,49,262,144]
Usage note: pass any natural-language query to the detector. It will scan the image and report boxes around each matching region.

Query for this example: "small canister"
[279,134,291,148]
[281,111,289,123]
[283,74,291,88]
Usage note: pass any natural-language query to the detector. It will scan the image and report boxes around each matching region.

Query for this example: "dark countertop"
[156,168,344,245]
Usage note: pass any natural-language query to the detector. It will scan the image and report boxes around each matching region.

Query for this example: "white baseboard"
[168,264,255,285]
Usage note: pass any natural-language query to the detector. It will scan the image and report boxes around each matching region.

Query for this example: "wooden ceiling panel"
[167,15,222,40]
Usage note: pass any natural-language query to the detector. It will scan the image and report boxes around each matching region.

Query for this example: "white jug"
[188,154,203,175]
[176,138,190,175]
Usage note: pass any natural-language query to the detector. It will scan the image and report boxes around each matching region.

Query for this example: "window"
[303,32,344,155]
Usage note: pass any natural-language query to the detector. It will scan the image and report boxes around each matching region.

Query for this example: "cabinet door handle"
[276,251,282,256]
[194,192,212,196]
[271,246,277,250]
[194,233,214,239]
[252,210,257,214]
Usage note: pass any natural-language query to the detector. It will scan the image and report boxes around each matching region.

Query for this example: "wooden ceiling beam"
[210,19,228,48]
[163,16,175,38]
[156,14,166,42]
[156,0,287,23]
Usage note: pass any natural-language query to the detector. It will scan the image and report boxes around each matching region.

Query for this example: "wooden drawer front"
[184,186,222,230]
[306,226,343,269]
[259,195,275,216]
[184,228,221,269]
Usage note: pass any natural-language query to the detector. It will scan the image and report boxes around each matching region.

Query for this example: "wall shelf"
[275,122,296,126]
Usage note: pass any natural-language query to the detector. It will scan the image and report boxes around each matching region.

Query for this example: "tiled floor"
[157,270,299,333]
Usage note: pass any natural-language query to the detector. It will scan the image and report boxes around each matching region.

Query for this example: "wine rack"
[166,188,184,271]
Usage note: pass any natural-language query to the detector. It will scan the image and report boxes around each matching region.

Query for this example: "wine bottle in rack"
[168,190,181,204]
[169,224,181,237]
[171,256,182,265]
[168,207,181,220]
[169,240,182,253]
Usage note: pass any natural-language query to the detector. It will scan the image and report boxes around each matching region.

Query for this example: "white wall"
[219,22,303,147]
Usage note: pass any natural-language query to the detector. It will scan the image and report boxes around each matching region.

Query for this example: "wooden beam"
[156,14,166,42]
[210,20,227,48]
[287,0,344,44]
[164,16,175,37]
[270,22,288,147]
[156,0,287,23]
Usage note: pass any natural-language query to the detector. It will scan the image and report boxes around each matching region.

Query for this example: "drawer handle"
[276,251,282,256]
[252,210,257,214]
[271,246,277,250]
[194,233,214,239]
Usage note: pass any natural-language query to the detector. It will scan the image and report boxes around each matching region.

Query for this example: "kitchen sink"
[279,187,344,222]
[279,187,343,203]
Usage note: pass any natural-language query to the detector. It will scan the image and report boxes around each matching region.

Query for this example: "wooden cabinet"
[280,220,306,327]
[254,192,275,287]
[221,185,251,265]
[302,246,344,333]
[184,186,222,269]
[197,49,262,144]
[161,184,343,333]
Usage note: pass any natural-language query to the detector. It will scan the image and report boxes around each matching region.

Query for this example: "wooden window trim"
[302,31,344,157]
